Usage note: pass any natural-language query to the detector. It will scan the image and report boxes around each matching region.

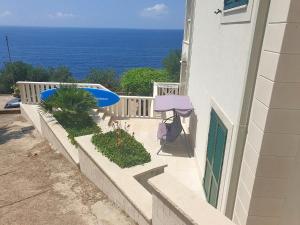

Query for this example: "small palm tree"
[42,85,97,114]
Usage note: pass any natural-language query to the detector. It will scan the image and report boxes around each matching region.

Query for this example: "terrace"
[17,81,234,225]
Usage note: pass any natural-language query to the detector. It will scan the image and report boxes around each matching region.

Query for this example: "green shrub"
[92,129,151,168]
[54,111,101,144]
[120,68,168,96]
[163,49,182,82]
[41,86,101,145]
[85,69,120,91]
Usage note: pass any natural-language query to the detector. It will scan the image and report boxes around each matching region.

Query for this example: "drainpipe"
[225,0,271,218]
[179,0,196,95]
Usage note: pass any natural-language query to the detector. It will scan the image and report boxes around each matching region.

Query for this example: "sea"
[0,26,183,80]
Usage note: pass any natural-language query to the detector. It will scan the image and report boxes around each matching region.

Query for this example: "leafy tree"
[120,68,168,96]
[0,61,76,94]
[48,66,76,83]
[27,66,50,82]
[163,49,182,82]
[85,69,119,91]
[0,61,32,93]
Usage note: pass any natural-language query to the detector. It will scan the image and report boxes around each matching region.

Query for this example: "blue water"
[0,26,183,80]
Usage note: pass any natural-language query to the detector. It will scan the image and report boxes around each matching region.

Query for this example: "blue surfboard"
[40,88,120,107]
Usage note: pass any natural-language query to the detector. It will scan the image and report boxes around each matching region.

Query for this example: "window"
[224,0,249,11]
[203,109,228,208]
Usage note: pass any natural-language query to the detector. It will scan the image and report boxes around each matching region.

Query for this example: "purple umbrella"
[154,95,193,117]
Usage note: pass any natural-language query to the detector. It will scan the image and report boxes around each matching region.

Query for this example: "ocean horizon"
[0,26,183,80]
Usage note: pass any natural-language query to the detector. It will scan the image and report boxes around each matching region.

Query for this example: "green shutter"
[207,111,217,164]
[203,109,228,208]
[213,124,227,182]
[209,179,218,207]
[203,163,212,196]
[224,0,249,10]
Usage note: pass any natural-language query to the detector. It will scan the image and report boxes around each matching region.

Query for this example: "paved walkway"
[0,114,135,225]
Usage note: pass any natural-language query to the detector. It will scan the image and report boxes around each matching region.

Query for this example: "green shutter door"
[203,110,228,208]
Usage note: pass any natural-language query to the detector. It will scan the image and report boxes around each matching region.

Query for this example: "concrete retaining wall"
[21,104,79,166]
[39,112,79,166]
[20,103,42,134]
[76,135,154,225]
[150,174,236,225]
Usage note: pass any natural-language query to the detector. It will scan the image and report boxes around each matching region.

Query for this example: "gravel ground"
[0,114,136,225]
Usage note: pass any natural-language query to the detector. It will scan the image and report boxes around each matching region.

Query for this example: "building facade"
[182,0,300,224]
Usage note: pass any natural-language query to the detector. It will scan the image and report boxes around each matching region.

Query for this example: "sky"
[0,0,185,29]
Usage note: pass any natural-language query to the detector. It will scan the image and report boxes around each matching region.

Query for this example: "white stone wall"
[39,111,79,166]
[20,103,42,134]
[20,104,79,166]
[150,173,236,225]
[78,146,150,225]
[152,195,187,225]
[234,0,300,224]
[186,0,263,212]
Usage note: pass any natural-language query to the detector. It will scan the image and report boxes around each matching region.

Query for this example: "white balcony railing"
[153,82,180,97]
[106,96,158,118]
[106,81,180,119]
[17,81,108,104]
[17,81,180,119]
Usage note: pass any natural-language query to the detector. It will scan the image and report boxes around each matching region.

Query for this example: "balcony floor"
[22,104,205,201]
[111,117,205,199]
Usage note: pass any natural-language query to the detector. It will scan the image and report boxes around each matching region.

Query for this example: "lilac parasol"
[154,95,193,117]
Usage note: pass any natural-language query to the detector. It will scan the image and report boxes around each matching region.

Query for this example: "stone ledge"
[0,109,21,114]
[39,111,79,166]
[76,134,163,225]
[149,173,235,225]
[20,104,42,134]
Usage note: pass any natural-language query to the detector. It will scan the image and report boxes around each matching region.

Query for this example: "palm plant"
[43,85,97,114]
[41,85,101,145]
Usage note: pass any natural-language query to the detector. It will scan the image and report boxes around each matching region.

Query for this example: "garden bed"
[53,111,101,145]
[92,129,151,168]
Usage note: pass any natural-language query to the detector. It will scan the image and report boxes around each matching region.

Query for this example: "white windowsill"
[223,4,248,13]
[221,0,254,24]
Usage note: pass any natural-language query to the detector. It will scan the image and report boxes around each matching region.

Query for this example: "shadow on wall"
[189,111,198,157]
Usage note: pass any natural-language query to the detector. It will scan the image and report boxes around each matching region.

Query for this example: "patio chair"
[154,95,193,157]
[157,114,190,156]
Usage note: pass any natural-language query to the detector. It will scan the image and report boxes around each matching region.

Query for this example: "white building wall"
[187,0,262,212]
[234,0,300,224]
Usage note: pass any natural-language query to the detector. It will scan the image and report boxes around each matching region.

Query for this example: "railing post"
[153,82,158,97]
[150,98,154,118]
[17,82,27,104]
